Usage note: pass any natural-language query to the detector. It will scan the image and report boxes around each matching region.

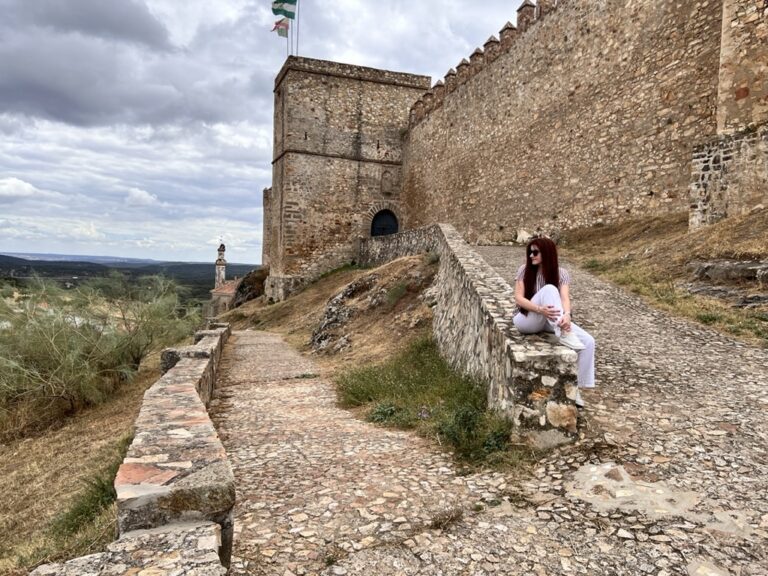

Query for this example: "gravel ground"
[210,247,767,576]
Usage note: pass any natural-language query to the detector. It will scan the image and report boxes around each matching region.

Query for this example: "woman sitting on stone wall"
[513,237,596,407]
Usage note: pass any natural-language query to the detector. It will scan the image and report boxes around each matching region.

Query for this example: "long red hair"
[521,237,560,315]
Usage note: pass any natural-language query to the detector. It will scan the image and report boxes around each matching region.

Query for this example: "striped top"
[515,265,571,292]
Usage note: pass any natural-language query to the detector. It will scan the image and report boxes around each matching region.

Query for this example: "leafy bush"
[0,275,199,437]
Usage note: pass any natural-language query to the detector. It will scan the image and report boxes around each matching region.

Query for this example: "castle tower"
[264,56,430,300]
[215,243,226,289]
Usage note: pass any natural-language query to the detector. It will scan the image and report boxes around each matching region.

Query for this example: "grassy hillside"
[562,209,768,346]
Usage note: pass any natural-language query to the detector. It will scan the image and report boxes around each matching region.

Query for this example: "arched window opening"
[370,209,399,237]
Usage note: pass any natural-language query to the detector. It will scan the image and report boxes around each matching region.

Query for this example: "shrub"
[336,337,527,466]
[385,281,408,309]
[0,275,199,437]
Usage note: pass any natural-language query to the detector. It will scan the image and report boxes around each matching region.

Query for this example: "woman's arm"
[515,280,560,320]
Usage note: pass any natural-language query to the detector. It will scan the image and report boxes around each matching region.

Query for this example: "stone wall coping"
[275,55,431,92]
[116,325,234,542]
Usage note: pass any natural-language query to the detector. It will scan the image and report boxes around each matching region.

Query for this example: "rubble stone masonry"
[402,0,723,243]
[690,121,768,227]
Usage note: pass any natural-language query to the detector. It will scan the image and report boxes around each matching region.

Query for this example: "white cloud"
[126,187,160,206]
[71,221,106,240]
[0,177,39,198]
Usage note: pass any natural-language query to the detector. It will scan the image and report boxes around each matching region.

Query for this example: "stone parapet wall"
[690,122,768,227]
[359,225,439,267]
[402,0,722,241]
[33,324,235,575]
[360,225,580,445]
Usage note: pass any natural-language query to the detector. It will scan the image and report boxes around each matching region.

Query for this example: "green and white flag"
[272,17,289,37]
[272,0,297,19]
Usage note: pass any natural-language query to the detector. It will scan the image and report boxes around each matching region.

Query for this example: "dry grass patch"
[564,209,768,269]
[0,361,158,575]
[222,255,438,372]
[563,209,768,346]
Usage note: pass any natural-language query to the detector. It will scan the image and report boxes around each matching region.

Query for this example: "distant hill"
[1,252,161,265]
[0,254,32,266]
[0,254,260,302]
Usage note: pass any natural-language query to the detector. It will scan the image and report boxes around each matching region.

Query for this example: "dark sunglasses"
[529,249,540,256]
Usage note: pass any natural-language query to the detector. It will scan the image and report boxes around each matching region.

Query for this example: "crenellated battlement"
[409,0,564,128]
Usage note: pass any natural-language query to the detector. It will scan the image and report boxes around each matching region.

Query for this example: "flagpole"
[296,0,301,56]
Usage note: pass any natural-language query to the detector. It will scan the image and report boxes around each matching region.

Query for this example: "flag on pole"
[272,17,289,37]
[272,0,297,19]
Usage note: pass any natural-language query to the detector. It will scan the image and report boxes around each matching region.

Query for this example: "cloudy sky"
[0,0,524,263]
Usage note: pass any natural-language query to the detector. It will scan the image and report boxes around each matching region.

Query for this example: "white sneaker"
[559,330,586,351]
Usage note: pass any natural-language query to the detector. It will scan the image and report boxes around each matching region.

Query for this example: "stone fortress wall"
[402,0,723,243]
[264,1,766,299]
[690,0,768,227]
[264,58,430,299]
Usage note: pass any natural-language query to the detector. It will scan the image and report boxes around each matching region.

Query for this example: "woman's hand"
[538,305,561,321]
[558,315,572,332]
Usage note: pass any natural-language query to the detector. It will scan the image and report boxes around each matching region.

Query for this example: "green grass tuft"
[337,337,533,466]
[50,434,132,538]
[316,263,364,281]
[385,281,408,309]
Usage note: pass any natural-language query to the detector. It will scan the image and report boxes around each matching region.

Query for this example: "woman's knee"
[539,284,559,297]
[513,313,545,334]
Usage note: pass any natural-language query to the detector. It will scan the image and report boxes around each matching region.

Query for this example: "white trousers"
[512,284,596,389]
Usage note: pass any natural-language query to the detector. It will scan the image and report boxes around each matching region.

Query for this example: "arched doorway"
[370,209,399,237]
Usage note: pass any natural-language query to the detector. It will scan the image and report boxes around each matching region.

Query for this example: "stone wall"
[717,0,768,132]
[691,1,768,227]
[360,225,580,445]
[33,324,234,575]
[358,225,439,266]
[402,0,723,242]
[262,186,272,268]
[265,57,430,299]
[690,123,768,226]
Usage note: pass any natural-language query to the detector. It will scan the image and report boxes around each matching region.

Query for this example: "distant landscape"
[0,253,259,302]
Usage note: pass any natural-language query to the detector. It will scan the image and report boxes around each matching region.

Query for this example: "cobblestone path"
[211,248,768,576]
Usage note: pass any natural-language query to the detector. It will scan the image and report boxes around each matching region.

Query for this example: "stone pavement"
[210,248,768,576]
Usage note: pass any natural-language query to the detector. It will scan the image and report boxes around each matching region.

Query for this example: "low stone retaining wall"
[32,323,234,575]
[360,225,579,446]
